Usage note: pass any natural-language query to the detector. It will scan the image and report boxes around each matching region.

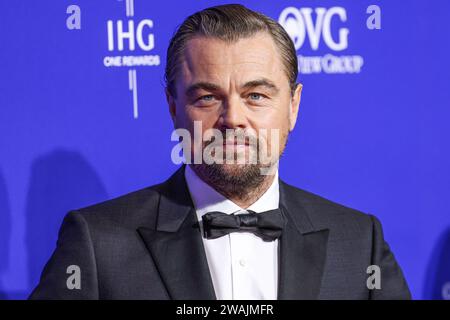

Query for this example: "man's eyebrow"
[185,82,221,97]
[241,78,280,93]
[184,78,280,97]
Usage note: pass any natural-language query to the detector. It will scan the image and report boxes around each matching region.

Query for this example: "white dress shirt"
[184,165,280,300]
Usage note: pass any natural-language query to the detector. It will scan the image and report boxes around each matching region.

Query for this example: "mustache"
[203,130,259,148]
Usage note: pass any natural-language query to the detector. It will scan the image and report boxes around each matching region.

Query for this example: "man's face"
[167,31,302,182]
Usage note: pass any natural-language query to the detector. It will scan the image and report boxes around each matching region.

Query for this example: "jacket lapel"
[277,181,330,299]
[137,166,216,299]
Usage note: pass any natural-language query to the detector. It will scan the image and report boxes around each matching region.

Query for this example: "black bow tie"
[201,209,284,242]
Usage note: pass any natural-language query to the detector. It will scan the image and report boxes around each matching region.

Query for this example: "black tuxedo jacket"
[29,165,411,299]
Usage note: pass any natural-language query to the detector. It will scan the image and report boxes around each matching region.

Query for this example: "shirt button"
[239,259,246,267]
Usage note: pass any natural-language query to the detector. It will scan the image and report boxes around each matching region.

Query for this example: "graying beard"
[192,163,266,201]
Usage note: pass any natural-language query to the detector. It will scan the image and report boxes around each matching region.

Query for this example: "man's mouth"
[223,141,250,146]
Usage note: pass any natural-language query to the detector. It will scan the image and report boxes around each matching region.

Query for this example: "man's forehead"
[179,33,283,82]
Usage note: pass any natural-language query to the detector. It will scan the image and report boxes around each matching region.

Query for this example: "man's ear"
[288,83,303,132]
[165,88,177,126]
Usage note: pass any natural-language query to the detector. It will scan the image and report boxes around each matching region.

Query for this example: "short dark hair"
[164,4,298,98]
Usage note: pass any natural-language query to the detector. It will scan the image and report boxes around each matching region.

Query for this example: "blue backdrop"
[1,0,449,300]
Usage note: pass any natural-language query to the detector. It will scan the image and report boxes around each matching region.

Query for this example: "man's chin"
[193,162,260,182]
[214,162,252,173]
[195,162,257,176]
[190,161,277,199]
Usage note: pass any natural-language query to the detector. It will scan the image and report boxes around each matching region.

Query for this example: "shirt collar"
[184,165,280,221]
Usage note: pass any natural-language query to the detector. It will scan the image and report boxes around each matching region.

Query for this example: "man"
[29,4,411,300]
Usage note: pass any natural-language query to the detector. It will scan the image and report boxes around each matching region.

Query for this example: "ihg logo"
[107,19,155,51]
[279,7,349,51]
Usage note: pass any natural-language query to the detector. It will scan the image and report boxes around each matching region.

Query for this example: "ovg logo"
[102,0,160,118]
[278,6,364,75]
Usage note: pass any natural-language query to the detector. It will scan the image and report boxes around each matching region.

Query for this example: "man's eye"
[248,93,264,100]
[199,95,215,101]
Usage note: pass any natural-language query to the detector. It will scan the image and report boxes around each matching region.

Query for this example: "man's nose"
[219,96,247,130]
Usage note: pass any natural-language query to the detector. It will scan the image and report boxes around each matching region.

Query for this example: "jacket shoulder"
[280,180,374,232]
[68,166,189,230]
[69,182,165,229]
